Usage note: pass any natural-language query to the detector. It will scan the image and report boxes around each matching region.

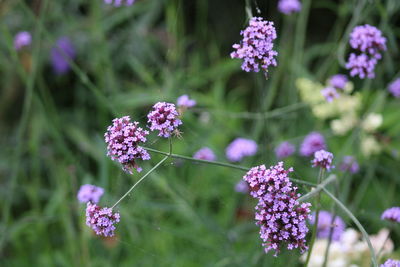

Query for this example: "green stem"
[297,174,336,203]
[322,188,377,267]
[245,0,253,19]
[304,168,325,266]
[142,146,316,187]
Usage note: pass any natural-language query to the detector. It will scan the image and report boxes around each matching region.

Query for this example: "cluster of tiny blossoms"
[14,31,31,50]
[104,0,135,6]
[226,138,258,162]
[193,147,216,161]
[275,141,296,159]
[277,0,302,15]
[381,207,400,223]
[388,78,400,98]
[243,162,312,255]
[346,24,386,79]
[77,184,104,203]
[300,132,326,157]
[86,202,120,237]
[380,259,400,267]
[312,150,334,171]
[105,116,150,173]
[230,17,278,75]
[147,102,182,138]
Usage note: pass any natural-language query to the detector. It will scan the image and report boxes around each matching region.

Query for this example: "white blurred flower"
[361,135,381,157]
[331,114,358,136]
[361,113,382,133]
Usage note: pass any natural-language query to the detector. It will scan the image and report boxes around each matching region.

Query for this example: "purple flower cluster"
[104,0,135,6]
[14,31,31,50]
[230,17,278,75]
[226,138,258,162]
[321,87,339,102]
[104,116,150,173]
[147,102,182,138]
[51,37,76,74]
[346,25,386,79]
[381,207,400,223]
[329,74,348,90]
[275,141,295,159]
[278,0,302,15]
[243,162,312,255]
[77,184,104,203]
[312,150,334,171]
[339,156,359,174]
[300,132,326,157]
[177,95,196,109]
[388,78,400,98]
[86,202,120,237]
[380,259,400,267]
[193,147,216,161]
[310,210,345,241]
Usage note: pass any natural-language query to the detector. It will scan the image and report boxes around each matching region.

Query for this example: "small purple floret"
[14,31,31,50]
[193,147,216,161]
[77,184,104,203]
[230,17,278,75]
[104,0,136,6]
[388,78,400,98]
[346,53,377,79]
[349,24,386,58]
[329,74,348,90]
[278,0,302,15]
[147,102,182,138]
[86,202,120,237]
[300,132,326,157]
[226,138,258,162]
[312,150,334,171]
[51,37,76,74]
[177,95,196,108]
[275,141,295,159]
[105,116,150,173]
[321,87,339,102]
[381,207,400,223]
[380,259,400,267]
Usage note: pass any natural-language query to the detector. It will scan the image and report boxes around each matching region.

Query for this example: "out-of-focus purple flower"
[329,74,348,90]
[349,24,386,58]
[77,184,104,203]
[235,180,249,194]
[147,102,182,138]
[300,132,326,157]
[193,147,216,161]
[381,207,400,223]
[380,259,400,267]
[86,202,120,237]
[388,78,400,98]
[51,37,76,74]
[14,31,31,50]
[105,116,150,173]
[321,87,339,102]
[226,138,258,162]
[310,210,345,241]
[243,162,311,255]
[312,150,334,171]
[346,53,377,79]
[278,0,302,15]
[339,156,359,174]
[104,0,135,6]
[230,17,278,75]
[177,94,196,109]
[275,141,295,159]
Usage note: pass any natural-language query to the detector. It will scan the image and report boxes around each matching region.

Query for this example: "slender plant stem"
[297,174,336,203]
[142,146,316,187]
[245,0,253,20]
[304,168,325,266]
[322,188,377,267]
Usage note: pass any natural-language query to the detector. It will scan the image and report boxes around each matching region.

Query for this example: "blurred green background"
[1,0,400,266]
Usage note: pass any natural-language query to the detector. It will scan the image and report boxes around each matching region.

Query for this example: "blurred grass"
[1,0,400,266]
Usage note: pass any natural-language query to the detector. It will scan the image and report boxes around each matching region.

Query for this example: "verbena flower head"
[380,259,400,267]
[310,210,345,241]
[86,202,120,237]
[275,141,295,159]
[339,156,359,174]
[346,53,377,79]
[278,0,302,15]
[193,147,216,161]
[235,180,249,193]
[388,78,400,98]
[349,24,386,58]
[51,37,76,74]
[230,17,278,75]
[226,138,258,162]
[381,207,400,223]
[321,87,339,102]
[243,162,312,255]
[105,116,150,173]
[147,102,182,138]
[312,150,334,171]
[77,184,104,203]
[177,94,196,109]
[104,0,135,6]
[300,132,326,157]
[329,74,348,90]
[14,31,31,50]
